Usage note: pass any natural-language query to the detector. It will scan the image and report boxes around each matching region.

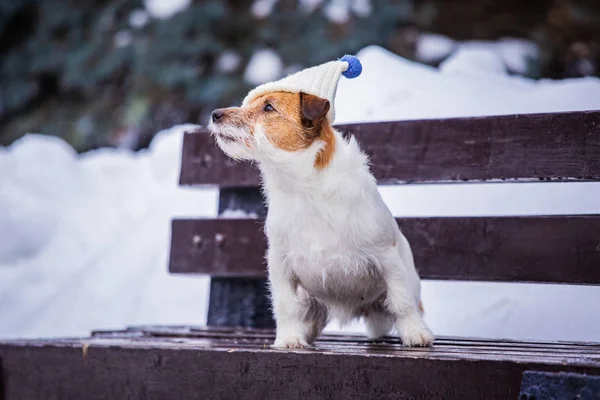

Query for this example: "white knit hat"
[241,55,362,124]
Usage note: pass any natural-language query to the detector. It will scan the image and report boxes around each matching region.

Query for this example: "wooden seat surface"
[2,326,600,399]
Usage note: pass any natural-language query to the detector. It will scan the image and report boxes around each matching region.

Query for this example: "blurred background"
[1,0,599,150]
[1,0,599,340]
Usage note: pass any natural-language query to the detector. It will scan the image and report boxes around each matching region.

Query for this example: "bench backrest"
[169,110,600,285]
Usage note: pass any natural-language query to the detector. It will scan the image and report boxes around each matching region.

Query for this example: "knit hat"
[241,55,362,124]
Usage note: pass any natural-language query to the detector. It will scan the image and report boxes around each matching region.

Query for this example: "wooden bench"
[1,110,600,399]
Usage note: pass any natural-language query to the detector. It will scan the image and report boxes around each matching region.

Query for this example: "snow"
[251,0,279,18]
[219,209,259,219]
[335,46,600,124]
[129,9,150,29]
[216,51,242,74]
[440,47,508,76]
[1,44,600,341]
[314,0,372,21]
[299,0,325,13]
[350,0,372,17]
[494,38,539,75]
[416,33,457,64]
[417,34,539,75]
[114,31,133,48]
[324,0,350,24]
[143,0,191,20]
[244,49,284,86]
[0,126,216,338]
[0,136,79,265]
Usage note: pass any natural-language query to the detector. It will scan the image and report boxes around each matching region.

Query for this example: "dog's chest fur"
[268,194,384,303]
[262,138,397,307]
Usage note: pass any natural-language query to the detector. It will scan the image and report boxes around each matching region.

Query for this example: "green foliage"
[0,0,417,150]
[5,0,578,151]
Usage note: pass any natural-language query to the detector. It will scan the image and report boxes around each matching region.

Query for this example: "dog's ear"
[300,92,330,136]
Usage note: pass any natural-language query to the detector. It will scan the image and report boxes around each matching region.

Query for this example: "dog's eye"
[264,103,275,112]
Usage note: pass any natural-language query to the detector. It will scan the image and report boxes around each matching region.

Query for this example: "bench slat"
[2,328,600,399]
[180,110,600,186]
[95,326,600,352]
[169,215,600,284]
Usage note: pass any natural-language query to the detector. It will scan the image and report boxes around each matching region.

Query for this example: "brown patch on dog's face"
[254,91,313,152]
[210,91,336,169]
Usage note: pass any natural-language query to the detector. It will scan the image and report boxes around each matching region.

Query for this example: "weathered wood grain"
[169,215,600,284]
[1,327,600,400]
[179,110,600,186]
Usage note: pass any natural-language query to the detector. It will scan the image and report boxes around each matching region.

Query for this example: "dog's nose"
[212,109,224,123]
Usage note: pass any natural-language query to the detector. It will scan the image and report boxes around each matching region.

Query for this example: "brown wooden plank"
[112,326,600,349]
[1,331,600,400]
[85,331,600,364]
[179,110,600,186]
[169,215,600,284]
[92,326,600,356]
[83,335,600,363]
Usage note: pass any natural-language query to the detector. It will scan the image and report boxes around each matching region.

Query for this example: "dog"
[209,90,434,348]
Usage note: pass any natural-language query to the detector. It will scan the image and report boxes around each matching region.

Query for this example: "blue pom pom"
[340,55,362,79]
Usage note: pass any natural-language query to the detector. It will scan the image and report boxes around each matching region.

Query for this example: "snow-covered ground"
[0,127,215,338]
[416,34,540,76]
[1,45,599,341]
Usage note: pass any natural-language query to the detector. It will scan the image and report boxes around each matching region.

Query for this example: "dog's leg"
[381,246,434,347]
[268,249,319,348]
[304,295,329,344]
[364,302,395,339]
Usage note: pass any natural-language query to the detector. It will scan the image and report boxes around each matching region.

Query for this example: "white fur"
[210,119,434,348]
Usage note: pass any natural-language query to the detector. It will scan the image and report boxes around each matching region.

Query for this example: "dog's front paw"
[398,316,434,347]
[272,336,310,349]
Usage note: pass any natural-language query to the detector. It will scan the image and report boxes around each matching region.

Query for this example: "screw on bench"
[192,235,202,248]
[215,233,226,248]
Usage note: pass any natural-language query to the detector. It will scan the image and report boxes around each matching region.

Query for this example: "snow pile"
[417,34,539,75]
[335,45,600,124]
[415,33,457,64]
[440,47,508,76]
[490,38,539,75]
[1,45,599,341]
[0,126,216,338]
[0,137,79,265]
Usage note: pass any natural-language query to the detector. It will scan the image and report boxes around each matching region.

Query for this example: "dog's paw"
[272,336,310,349]
[398,317,434,347]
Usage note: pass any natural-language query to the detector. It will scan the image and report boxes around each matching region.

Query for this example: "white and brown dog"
[208,57,433,348]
